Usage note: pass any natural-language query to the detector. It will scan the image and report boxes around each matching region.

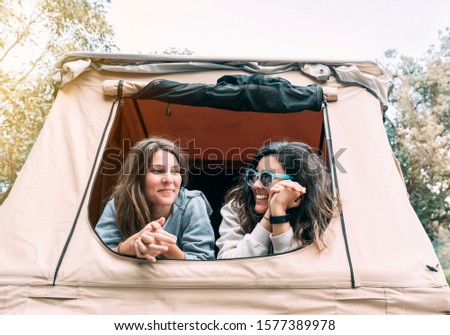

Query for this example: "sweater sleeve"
[216,201,271,259]
[270,228,302,254]
[94,199,123,249]
[179,194,215,260]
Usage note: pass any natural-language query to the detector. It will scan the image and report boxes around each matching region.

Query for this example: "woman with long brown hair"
[95,137,215,261]
[216,141,339,258]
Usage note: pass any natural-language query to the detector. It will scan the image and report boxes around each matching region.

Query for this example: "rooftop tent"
[0,52,448,314]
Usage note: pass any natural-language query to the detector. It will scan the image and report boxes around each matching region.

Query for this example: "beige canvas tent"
[0,52,449,314]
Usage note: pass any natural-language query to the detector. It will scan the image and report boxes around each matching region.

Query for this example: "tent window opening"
[88,75,326,258]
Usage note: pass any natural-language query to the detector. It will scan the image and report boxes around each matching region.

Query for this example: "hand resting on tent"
[132,218,183,262]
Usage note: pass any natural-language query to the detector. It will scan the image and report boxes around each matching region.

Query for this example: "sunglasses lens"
[246,170,256,186]
[260,172,273,188]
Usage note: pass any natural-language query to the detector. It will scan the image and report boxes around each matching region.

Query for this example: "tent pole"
[322,101,356,288]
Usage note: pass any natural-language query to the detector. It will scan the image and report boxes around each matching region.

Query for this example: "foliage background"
[382,29,449,280]
[383,30,449,241]
[0,1,448,282]
[0,0,116,200]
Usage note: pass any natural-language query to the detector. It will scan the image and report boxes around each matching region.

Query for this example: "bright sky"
[108,0,450,61]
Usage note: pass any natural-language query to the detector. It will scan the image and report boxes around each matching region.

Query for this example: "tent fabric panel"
[73,286,330,314]
[327,87,447,286]
[0,285,27,314]
[132,75,324,112]
[0,77,114,285]
[2,285,449,314]
[0,285,78,314]
[59,201,352,288]
[133,101,324,159]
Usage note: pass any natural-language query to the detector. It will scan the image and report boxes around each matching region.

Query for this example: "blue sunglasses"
[245,169,293,189]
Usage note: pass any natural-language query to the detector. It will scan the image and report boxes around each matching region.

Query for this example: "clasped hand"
[134,217,177,262]
[269,180,306,213]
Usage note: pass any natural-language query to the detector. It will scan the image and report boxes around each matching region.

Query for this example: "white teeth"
[256,194,268,200]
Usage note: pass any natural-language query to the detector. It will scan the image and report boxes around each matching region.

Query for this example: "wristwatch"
[269,214,290,224]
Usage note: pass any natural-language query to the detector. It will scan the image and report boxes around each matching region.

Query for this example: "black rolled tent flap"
[132,74,324,113]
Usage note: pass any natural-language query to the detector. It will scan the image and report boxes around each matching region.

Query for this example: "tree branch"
[10,45,50,91]
[0,4,43,62]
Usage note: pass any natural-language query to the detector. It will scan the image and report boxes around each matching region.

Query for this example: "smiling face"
[252,155,286,214]
[144,149,182,216]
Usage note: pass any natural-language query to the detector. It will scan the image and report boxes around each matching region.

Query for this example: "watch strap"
[269,214,290,224]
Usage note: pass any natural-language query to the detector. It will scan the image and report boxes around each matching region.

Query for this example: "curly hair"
[224,141,339,249]
[112,137,189,239]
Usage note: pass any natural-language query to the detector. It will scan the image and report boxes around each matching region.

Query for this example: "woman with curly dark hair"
[216,141,339,258]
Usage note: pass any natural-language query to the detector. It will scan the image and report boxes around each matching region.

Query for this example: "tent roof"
[51,52,389,108]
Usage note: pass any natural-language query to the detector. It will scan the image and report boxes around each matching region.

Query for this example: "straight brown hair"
[112,137,189,239]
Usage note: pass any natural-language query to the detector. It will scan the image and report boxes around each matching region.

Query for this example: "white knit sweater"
[216,201,302,259]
